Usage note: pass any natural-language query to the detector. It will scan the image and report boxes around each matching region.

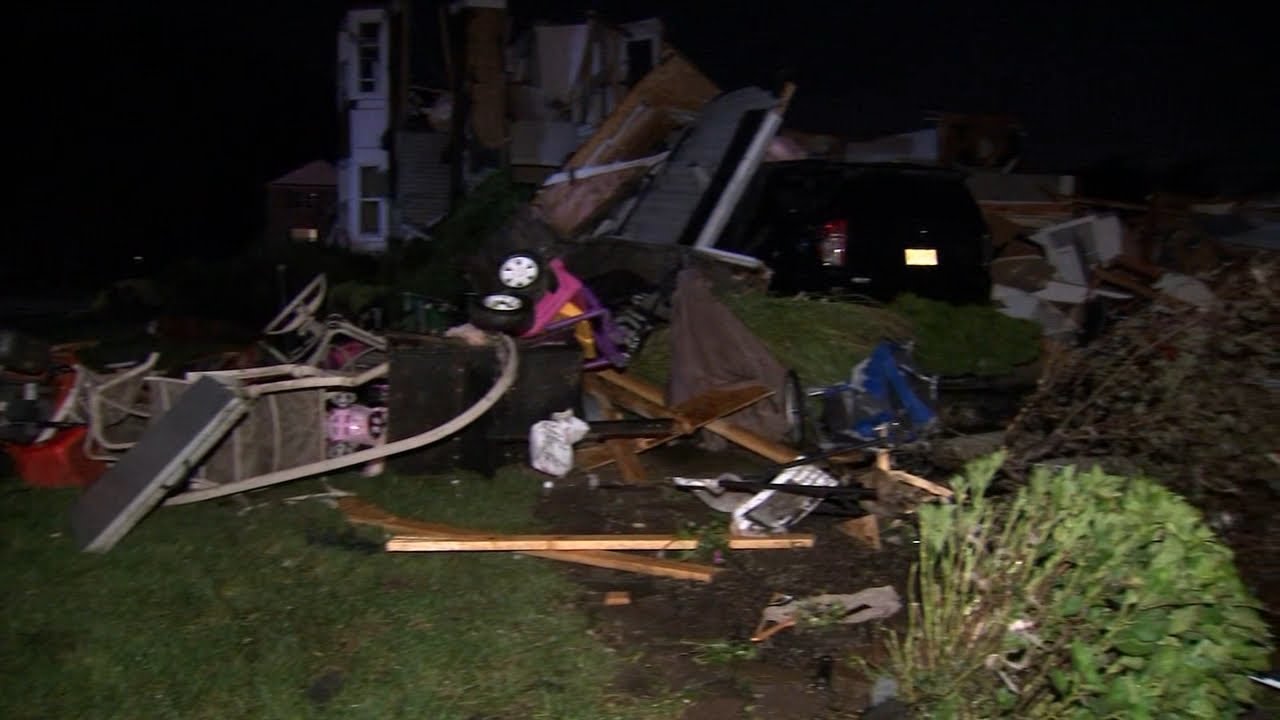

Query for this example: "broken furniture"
[68,334,519,551]
[386,332,580,476]
[258,274,387,370]
[71,377,249,552]
[573,371,776,483]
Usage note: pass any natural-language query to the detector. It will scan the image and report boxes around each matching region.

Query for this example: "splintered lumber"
[588,384,650,485]
[836,515,881,551]
[594,370,802,463]
[336,498,720,582]
[579,371,796,469]
[873,450,954,499]
[385,532,816,552]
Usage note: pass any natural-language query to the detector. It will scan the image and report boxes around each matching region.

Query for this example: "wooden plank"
[388,534,703,552]
[386,532,816,552]
[594,370,803,464]
[578,373,779,470]
[873,450,953,499]
[336,498,720,582]
[583,373,677,425]
[592,385,649,485]
[885,469,954,499]
[670,385,774,428]
[603,591,632,606]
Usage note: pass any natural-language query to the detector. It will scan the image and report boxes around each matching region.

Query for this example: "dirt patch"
[537,442,917,717]
[536,373,1280,715]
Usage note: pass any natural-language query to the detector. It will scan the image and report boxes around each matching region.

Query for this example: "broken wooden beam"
[873,449,954,499]
[385,532,816,552]
[836,515,881,551]
[337,498,720,582]
[586,368,803,466]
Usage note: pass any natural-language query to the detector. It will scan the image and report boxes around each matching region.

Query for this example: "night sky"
[9,1,1278,292]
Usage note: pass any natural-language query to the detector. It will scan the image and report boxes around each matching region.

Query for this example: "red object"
[5,427,106,488]
[819,219,848,267]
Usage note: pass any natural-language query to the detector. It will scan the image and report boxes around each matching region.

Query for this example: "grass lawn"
[0,468,677,720]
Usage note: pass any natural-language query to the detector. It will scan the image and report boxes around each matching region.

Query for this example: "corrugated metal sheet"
[618,87,775,245]
[395,131,453,227]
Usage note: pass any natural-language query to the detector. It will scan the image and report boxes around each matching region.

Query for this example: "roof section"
[268,160,337,188]
[618,87,777,245]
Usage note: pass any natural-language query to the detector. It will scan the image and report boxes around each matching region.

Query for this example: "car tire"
[468,293,535,336]
[495,251,544,292]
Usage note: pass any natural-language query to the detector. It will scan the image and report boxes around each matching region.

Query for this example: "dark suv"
[716,161,993,303]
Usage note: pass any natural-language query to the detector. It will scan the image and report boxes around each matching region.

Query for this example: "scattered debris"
[836,515,881,551]
[751,586,902,642]
[529,410,590,477]
[673,465,843,536]
[575,370,781,471]
[1007,254,1278,499]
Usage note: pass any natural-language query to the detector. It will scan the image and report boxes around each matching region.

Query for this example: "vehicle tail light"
[818,219,847,267]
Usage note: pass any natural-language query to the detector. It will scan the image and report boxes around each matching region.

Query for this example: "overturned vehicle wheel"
[467,293,535,336]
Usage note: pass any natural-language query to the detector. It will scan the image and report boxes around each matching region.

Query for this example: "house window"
[360,200,380,235]
[289,227,319,242]
[359,165,386,196]
[359,165,383,235]
[358,22,380,93]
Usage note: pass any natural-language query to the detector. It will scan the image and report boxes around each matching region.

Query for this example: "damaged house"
[331,0,664,253]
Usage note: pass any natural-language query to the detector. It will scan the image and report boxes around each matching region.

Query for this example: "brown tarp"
[666,269,787,442]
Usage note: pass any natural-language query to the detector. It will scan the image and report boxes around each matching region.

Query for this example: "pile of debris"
[1005,252,1279,499]
[978,184,1278,341]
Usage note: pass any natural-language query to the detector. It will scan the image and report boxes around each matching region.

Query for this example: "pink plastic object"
[521,257,627,369]
[326,405,387,447]
[326,340,375,370]
[522,258,583,337]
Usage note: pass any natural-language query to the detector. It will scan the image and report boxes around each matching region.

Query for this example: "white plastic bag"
[528,410,589,478]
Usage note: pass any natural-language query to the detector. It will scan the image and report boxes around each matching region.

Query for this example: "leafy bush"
[890,294,1040,377]
[886,453,1272,718]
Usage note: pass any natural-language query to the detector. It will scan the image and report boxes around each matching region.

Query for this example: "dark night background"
[9,1,1278,295]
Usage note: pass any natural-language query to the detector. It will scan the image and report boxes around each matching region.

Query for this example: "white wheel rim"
[482,294,523,311]
[498,256,539,288]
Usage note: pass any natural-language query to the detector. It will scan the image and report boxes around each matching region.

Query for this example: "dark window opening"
[360,199,380,235]
[626,39,654,86]
[358,22,380,93]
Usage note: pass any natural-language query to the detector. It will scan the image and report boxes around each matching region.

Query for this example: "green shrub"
[885,453,1272,719]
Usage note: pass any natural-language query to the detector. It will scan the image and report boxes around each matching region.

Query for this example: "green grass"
[630,292,913,387]
[889,293,1040,377]
[0,469,677,720]
[628,291,1041,389]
